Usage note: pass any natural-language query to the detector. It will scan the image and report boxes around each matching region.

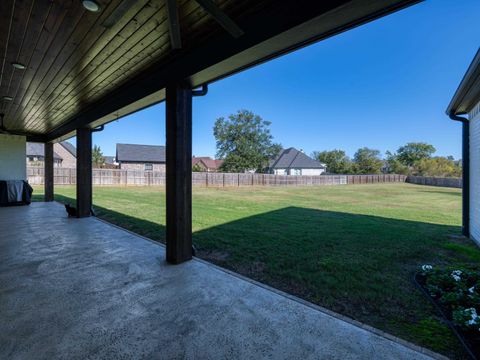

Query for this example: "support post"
[166,82,193,264]
[462,120,470,237]
[44,142,54,202]
[76,128,92,218]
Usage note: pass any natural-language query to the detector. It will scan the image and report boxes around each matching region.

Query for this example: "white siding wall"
[273,168,325,175]
[470,101,480,244]
[0,134,26,180]
[273,168,287,175]
[301,168,325,176]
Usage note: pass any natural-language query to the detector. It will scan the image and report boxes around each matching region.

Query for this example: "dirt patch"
[197,249,230,263]
[234,261,266,278]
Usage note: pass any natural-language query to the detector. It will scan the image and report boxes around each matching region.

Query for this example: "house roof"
[103,156,116,165]
[116,144,166,163]
[269,148,326,169]
[447,48,480,116]
[192,157,224,170]
[60,141,77,157]
[26,143,62,160]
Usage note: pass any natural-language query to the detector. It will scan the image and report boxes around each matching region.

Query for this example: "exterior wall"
[469,100,480,244]
[0,134,26,180]
[273,168,287,175]
[301,168,325,176]
[120,162,166,172]
[273,168,325,175]
[26,157,62,167]
[54,143,76,168]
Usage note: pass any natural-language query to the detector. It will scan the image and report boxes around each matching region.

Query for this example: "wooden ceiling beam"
[166,0,182,49]
[194,0,244,38]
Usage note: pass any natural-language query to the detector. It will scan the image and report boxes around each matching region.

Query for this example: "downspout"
[91,125,104,132]
[449,113,470,237]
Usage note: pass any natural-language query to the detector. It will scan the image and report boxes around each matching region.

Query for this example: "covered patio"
[0,0,442,357]
[0,202,439,359]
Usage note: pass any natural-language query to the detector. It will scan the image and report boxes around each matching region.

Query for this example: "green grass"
[33,183,478,358]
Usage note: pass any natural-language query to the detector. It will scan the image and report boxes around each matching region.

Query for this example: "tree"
[352,147,383,174]
[414,157,462,177]
[312,149,351,174]
[384,151,409,175]
[214,110,281,173]
[396,142,436,167]
[92,145,105,168]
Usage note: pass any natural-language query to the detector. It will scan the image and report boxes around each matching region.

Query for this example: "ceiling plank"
[24,0,160,132]
[4,1,71,128]
[31,0,214,132]
[2,0,57,128]
[194,0,244,38]
[166,0,182,49]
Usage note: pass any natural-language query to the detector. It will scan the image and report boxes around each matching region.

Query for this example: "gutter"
[449,112,470,238]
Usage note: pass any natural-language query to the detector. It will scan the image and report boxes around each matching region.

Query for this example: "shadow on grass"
[34,193,478,358]
[416,190,462,197]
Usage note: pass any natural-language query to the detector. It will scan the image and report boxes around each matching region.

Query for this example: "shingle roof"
[269,147,326,169]
[103,156,116,165]
[116,143,166,163]
[26,142,62,160]
[192,157,223,170]
[60,141,76,157]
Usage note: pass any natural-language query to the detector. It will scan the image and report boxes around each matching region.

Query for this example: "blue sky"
[92,0,480,159]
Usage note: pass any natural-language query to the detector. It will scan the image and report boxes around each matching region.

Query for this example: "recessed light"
[1,96,13,101]
[82,0,101,12]
[11,62,26,70]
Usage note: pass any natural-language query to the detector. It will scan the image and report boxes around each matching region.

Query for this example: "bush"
[421,265,480,331]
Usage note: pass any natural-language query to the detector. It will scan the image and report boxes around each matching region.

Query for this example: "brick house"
[26,141,76,168]
[116,143,165,172]
[192,156,224,172]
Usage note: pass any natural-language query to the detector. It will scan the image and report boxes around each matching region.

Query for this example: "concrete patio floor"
[0,202,442,360]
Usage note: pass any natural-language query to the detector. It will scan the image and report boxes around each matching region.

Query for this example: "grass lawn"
[33,183,479,358]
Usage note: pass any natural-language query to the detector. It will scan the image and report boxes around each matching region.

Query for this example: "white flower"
[469,286,475,294]
[464,308,479,326]
[451,270,462,282]
[421,265,433,272]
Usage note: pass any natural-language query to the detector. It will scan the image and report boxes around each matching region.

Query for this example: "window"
[145,163,153,171]
[292,169,301,176]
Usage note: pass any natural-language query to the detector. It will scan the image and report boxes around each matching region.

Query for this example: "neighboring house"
[26,141,76,167]
[101,156,119,169]
[116,143,165,172]
[192,157,224,172]
[267,147,326,175]
[446,49,480,244]
[54,141,77,168]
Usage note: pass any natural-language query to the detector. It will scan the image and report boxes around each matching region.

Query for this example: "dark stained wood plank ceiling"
[0,0,257,136]
[0,0,421,141]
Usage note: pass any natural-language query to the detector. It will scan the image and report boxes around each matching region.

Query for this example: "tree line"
[213,110,462,177]
[312,143,462,177]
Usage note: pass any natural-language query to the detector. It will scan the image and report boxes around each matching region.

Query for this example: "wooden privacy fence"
[406,176,462,188]
[27,167,407,187]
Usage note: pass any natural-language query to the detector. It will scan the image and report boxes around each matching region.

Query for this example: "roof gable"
[192,157,224,170]
[60,141,77,157]
[270,148,325,169]
[116,143,166,163]
[26,143,62,160]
